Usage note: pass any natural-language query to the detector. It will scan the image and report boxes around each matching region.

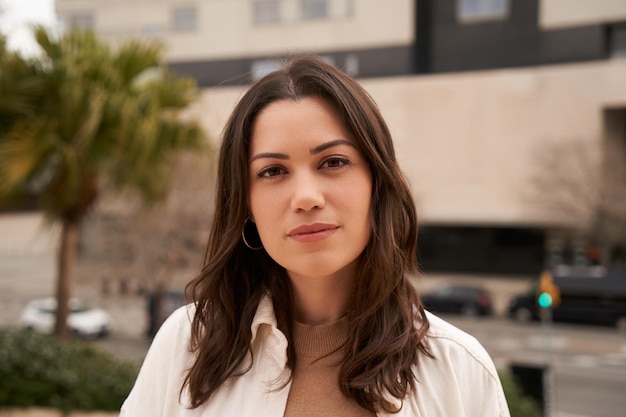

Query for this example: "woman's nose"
[290,172,325,212]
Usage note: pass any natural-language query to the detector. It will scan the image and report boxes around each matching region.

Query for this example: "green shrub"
[0,328,139,412]
[500,371,543,417]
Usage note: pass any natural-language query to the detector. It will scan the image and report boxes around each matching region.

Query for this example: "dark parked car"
[421,285,493,317]
[507,294,536,322]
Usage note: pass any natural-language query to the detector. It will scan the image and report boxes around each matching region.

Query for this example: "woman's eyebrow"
[310,139,355,155]
[249,139,355,163]
[249,152,289,163]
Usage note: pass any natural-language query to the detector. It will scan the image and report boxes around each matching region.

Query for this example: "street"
[2,253,626,417]
[446,315,626,417]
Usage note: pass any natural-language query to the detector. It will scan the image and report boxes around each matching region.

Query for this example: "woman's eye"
[321,157,350,169]
[257,166,285,178]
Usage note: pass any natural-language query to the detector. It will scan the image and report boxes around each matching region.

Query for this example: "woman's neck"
[288,263,356,325]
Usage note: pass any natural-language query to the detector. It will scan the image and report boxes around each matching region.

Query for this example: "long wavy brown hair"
[184,56,432,413]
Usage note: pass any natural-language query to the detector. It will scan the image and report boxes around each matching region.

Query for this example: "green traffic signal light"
[538,292,553,308]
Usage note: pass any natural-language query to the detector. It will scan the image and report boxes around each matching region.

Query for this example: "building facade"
[48,0,626,274]
[56,0,626,84]
[56,0,416,85]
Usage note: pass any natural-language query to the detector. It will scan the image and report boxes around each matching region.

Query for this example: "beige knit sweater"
[283,318,376,417]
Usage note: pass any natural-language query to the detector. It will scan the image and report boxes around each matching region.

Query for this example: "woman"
[121,56,510,416]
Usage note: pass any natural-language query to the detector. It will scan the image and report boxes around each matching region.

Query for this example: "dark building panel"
[417,225,545,275]
[167,46,414,87]
[539,26,606,64]
[168,59,251,87]
[609,22,626,57]
[431,24,539,71]
[420,0,607,74]
[415,0,432,73]
[428,0,540,72]
[349,46,415,78]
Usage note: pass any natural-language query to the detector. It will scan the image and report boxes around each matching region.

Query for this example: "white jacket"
[120,295,510,416]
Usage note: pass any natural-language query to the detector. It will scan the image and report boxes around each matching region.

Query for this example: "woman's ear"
[245,200,254,222]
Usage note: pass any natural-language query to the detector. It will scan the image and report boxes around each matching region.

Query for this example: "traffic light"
[537,270,560,309]
[537,292,553,308]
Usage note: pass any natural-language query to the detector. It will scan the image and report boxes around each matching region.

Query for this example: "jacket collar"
[250,294,289,367]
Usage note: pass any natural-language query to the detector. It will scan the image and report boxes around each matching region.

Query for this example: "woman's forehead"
[249,97,355,152]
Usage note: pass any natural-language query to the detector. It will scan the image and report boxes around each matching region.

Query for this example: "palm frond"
[115,39,164,86]
[0,118,53,197]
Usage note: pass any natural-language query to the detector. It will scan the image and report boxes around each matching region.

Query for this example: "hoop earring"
[242,217,263,250]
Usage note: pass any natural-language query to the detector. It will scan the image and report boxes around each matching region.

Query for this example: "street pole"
[540,307,555,417]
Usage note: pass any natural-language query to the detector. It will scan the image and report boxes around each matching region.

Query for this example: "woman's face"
[248,96,372,283]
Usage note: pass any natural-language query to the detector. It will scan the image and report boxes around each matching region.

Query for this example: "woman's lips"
[287,223,339,243]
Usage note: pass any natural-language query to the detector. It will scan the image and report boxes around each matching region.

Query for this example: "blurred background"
[1,1,625,416]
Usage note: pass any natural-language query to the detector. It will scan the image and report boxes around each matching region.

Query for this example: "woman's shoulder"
[422,311,499,376]
[424,311,480,345]
[405,312,510,416]
[147,302,196,354]
[157,302,195,335]
[166,302,196,325]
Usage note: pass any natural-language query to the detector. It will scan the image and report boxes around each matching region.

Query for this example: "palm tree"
[0,27,207,338]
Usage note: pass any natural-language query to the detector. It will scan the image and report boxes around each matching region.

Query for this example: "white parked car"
[19,297,111,339]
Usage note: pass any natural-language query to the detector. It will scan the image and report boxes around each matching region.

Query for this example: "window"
[143,24,165,35]
[173,6,197,31]
[254,0,280,25]
[301,0,327,21]
[457,0,509,22]
[70,13,94,29]
[251,59,283,81]
[344,54,359,77]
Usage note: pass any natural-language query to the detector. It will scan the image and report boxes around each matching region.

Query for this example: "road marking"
[570,354,597,367]
[527,334,569,350]
[492,337,519,351]
[603,352,626,365]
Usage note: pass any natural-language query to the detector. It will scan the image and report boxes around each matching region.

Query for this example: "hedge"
[0,329,138,413]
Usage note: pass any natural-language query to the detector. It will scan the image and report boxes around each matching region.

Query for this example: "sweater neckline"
[292,317,349,357]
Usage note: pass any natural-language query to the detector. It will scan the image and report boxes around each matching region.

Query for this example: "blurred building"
[51,0,626,275]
